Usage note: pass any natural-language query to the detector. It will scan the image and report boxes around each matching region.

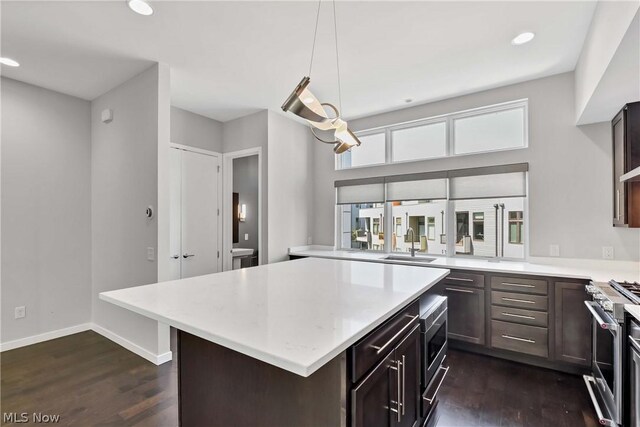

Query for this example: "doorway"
[169,144,222,279]
[222,147,263,271]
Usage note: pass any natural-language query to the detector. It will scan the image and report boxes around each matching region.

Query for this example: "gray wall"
[170,106,223,152]
[91,65,166,355]
[267,112,314,263]
[313,72,640,261]
[223,110,269,261]
[1,78,92,343]
[233,155,259,252]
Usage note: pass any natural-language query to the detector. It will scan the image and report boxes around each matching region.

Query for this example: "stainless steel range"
[584,281,640,426]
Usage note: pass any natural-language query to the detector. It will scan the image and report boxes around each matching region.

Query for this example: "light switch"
[549,244,560,257]
[602,246,614,260]
[147,247,155,261]
[244,234,249,241]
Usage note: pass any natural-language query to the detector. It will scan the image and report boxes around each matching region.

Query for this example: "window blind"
[449,171,527,200]
[335,178,385,205]
[386,179,447,201]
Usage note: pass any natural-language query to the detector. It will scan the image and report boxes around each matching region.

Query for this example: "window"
[455,212,470,254]
[340,203,384,251]
[509,211,524,244]
[338,132,385,169]
[391,121,447,162]
[391,200,447,256]
[427,217,436,241]
[336,100,528,170]
[452,104,526,155]
[473,212,484,241]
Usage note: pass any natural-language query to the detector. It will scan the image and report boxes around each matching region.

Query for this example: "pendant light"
[281,0,361,154]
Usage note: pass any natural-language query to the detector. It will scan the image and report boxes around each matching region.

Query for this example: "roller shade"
[335,178,385,205]
[449,171,527,200]
[386,179,447,201]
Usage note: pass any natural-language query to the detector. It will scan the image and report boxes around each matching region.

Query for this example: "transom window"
[337,99,528,170]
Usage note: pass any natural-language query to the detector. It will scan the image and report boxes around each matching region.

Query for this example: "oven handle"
[584,301,618,332]
[583,375,616,426]
[423,365,449,404]
[630,335,640,354]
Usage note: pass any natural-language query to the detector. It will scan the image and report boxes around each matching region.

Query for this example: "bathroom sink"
[232,248,254,257]
[383,255,435,263]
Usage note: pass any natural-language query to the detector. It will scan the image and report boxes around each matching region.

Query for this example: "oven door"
[584,300,621,426]
[422,308,448,388]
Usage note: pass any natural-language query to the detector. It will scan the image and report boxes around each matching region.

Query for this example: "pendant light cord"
[308,0,322,77]
[332,0,343,113]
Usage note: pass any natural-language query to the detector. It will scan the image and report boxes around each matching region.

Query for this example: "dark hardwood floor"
[1,331,598,426]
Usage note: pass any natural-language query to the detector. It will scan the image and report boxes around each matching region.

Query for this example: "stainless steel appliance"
[628,317,640,427]
[584,280,640,426]
[419,295,448,424]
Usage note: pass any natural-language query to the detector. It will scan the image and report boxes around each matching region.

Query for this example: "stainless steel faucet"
[407,227,417,257]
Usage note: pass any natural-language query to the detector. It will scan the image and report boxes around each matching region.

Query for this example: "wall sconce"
[239,204,247,222]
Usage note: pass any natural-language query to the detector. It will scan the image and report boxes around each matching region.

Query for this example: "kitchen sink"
[383,255,436,263]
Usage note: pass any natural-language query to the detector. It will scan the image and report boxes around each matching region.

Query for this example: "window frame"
[335,99,528,171]
[508,211,524,245]
[472,212,485,242]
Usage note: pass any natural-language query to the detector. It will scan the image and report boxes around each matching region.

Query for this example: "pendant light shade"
[281,76,361,153]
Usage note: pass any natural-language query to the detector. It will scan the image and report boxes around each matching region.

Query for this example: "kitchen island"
[100,257,449,426]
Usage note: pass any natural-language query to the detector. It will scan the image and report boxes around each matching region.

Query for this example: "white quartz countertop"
[289,246,640,283]
[626,305,640,322]
[100,258,449,377]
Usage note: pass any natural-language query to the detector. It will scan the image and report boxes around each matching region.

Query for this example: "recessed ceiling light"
[127,0,153,16]
[511,32,535,46]
[0,57,20,67]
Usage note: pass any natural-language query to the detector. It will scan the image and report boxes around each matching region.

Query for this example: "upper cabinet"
[612,102,640,227]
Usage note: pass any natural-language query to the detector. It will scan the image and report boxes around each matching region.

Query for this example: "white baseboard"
[0,322,173,366]
[0,323,92,352]
[91,323,172,365]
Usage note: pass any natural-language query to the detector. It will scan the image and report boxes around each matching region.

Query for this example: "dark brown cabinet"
[442,285,485,345]
[613,102,640,227]
[554,281,592,366]
[352,326,421,427]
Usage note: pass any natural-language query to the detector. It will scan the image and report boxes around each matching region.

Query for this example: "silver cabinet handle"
[370,315,418,355]
[401,355,406,416]
[501,282,535,288]
[501,334,535,343]
[502,297,535,304]
[501,312,536,320]
[583,375,616,426]
[171,254,180,259]
[448,277,473,282]
[183,253,195,258]
[389,361,401,422]
[630,336,640,353]
[445,287,474,294]
[584,301,619,331]
[423,365,449,404]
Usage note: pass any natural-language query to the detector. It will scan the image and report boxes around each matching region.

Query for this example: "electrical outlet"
[14,306,25,319]
[602,246,614,260]
[244,233,249,241]
[549,244,560,257]
[147,247,155,261]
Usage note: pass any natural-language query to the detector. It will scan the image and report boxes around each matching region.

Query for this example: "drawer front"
[491,320,548,358]
[442,271,485,289]
[491,306,548,327]
[491,291,548,311]
[351,300,420,383]
[491,276,548,295]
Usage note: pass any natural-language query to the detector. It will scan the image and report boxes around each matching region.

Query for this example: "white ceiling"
[1,1,597,122]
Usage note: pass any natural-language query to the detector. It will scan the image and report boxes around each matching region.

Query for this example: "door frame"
[222,147,263,271]
[169,143,223,275]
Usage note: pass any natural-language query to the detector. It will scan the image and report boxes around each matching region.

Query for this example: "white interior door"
[169,148,183,280]
[180,149,220,278]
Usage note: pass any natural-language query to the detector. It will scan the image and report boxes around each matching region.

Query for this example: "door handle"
[183,253,195,258]
[171,254,180,259]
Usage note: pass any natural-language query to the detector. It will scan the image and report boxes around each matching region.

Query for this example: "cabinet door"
[554,282,591,366]
[443,286,485,345]
[395,326,421,427]
[352,353,397,427]
[613,110,627,226]
[630,346,640,427]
